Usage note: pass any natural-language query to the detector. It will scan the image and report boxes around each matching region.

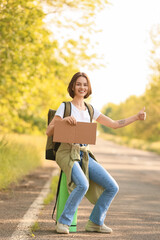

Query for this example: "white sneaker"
[56,221,69,234]
[85,220,112,234]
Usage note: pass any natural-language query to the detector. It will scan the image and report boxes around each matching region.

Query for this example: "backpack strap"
[63,101,71,118]
[84,102,94,122]
[52,170,62,220]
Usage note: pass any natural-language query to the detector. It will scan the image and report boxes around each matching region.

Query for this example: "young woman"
[46,72,146,234]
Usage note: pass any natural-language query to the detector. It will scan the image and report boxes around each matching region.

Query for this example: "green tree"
[98,102,117,135]
[42,0,109,70]
[143,25,160,140]
[0,0,109,134]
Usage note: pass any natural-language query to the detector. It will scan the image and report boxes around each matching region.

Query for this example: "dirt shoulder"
[0,160,58,240]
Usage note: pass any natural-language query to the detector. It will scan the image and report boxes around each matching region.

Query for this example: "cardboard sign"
[53,121,97,145]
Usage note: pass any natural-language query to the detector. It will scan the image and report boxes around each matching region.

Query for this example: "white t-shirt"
[55,102,101,122]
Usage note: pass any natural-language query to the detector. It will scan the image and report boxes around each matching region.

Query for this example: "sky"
[80,0,160,110]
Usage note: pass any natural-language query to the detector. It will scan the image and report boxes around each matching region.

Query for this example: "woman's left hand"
[137,107,146,120]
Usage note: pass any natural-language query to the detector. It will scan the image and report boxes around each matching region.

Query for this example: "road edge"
[10,169,59,240]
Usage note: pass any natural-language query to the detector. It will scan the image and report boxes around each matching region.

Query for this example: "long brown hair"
[67,72,92,98]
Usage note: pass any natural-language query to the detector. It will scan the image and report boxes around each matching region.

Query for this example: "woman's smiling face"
[73,76,89,98]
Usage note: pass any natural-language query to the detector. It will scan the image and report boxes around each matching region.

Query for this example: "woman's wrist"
[135,114,139,121]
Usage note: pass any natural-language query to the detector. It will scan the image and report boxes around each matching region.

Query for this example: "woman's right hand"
[63,116,77,125]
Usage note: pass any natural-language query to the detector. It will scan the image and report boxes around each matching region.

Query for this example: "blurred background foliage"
[99,25,160,142]
[0,0,108,134]
[0,0,159,141]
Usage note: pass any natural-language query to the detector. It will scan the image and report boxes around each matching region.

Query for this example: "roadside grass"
[99,133,160,155]
[30,221,40,237]
[43,175,59,205]
[0,133,46,190]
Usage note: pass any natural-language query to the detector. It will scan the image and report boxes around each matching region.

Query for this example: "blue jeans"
[58,152,119,226]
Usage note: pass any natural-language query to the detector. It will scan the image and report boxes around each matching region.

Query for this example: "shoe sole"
[56,227,69,234]
[56,230,69,234]
[85,227,112,234]
[86,229,112,234]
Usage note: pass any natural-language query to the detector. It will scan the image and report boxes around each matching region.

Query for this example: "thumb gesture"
[137,107,146,120]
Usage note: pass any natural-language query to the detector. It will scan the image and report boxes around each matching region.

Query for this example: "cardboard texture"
[53,121,97,145]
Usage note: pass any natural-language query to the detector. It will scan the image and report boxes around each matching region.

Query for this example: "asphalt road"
[0,137,160,239]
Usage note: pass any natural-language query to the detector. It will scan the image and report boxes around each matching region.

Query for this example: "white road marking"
[10,170,59,240]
